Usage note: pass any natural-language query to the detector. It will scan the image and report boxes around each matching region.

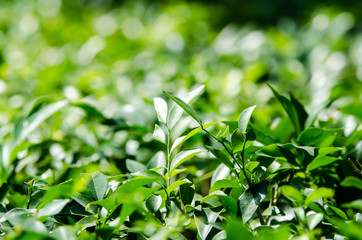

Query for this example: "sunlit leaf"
[170,149,205,173]
[238,105,256,133]
[152,124,166,144]
[153,97,168,124]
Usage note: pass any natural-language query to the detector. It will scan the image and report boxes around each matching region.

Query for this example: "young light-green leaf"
[132,169,167,189]
[153,97,168,124]
[238,105,256,133]
[166,85,204,130]
[209,179,243,193]
[341,176,362,190]
[307,156,339,171]
[163,91,203,126]
[152,124,166,144]
[170,149,205,173]
[171,122,217,153]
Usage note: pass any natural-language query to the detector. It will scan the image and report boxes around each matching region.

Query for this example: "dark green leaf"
[217,195,237,217]
[146,195,162,213]
[88,171,108,201]
[180,184,194,206]
[268,84,307,133]
[239,180,269,223]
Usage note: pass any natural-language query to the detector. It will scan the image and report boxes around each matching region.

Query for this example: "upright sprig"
[163,87,268,226]
[153,86,206,187]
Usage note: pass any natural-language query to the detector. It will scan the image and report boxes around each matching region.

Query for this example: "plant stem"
[202,127,243,175]
[240,139,251,186]
[166,130,171,188]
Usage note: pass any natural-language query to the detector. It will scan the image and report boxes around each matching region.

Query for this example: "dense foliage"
[0,0,361,239]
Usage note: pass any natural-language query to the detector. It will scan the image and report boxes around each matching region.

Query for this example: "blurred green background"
[0,0,361,128]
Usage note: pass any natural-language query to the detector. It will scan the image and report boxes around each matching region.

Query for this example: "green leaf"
[171,122,217,153]
[339,103,362,120]
[146,195,162,213]
[218,125,229,140]
[318,147,344,157]
[17,100,68,144]
[341,176,362,190]
[297,127,340,148]
[209,179,243,193]
[205,145,237,175]
[163,90,203,126]
[239,180,269,223]
[256,144,285,159]
[126,159,146,173]
[194,208,220,240]
[147,151,166,169]
[279,143,316,156]
[341,199,362,210]
[307,213,323,230]
[280,185,303,204]
[153,97,168,124]
[231,129,245,153]
[180,184,194,205]
[166,85,204,130]
[307,156,339,171]
[226,218,255,240]
[72,102,107,120]
[326,202,347,220]
[218,195,237,217]
[166,179,190,194]
[246,161,259,173]
[6,214,47,234]
[49,226,77,240]
[37,199,70,219]
[238,105,256,133]
[72,193,98,214]
[305,187,334,206]
[170,149,205,173]
[88,171,108,201]
[132,170,166,189]
[152,124,166,144]
[268,84,307,133]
